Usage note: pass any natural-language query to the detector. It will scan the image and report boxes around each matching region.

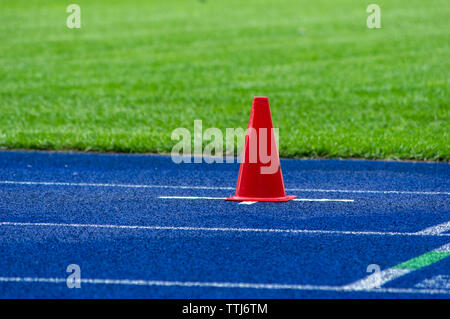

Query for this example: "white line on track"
[293,198,354,202]
[415,275,450,289]
[342,269,412,290]
[239,201,257,205]
[436,242,450,252]
[343,242,450,290]
[159,196,225,200]
[1,221,450,237]
[158,196,354,202]
[415,221,450,235]
[286,188,450,195]
[0,181,448,195]
[0,276,449,295]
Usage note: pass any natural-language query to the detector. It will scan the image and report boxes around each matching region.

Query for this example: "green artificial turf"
[0,0,448,160]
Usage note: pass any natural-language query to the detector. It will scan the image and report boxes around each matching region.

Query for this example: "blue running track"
[0,151,449,298]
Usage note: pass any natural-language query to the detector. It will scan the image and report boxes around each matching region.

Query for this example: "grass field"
[0,0,448,160]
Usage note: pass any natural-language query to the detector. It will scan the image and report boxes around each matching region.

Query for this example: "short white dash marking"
[293,198,354,202]
[158,196,353,203]
[158,196,225,200]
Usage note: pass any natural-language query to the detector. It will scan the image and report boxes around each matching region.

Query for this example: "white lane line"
[0,276,449,295]
[415,275,450,289]
[343,269,412,290]
[0,181,233,190]
[1,221,450,237]
[343,242,450,290]
[158,196,225,200]
[0,180,448,195]
[286,188,450,195]
[293,198,354,202]
[158,196,354,202]
[416,221,450,235]
[435,243,450,252]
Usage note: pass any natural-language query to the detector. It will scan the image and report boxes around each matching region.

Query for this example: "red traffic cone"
[226,97,296,202]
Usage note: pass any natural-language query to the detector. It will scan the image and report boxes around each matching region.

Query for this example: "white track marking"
[1,221,450,237]
[158,196,353,202]
[0,276,449,295]
[0,181,233,190]
[0,180,448,195]
[293,198,354,202]
[239,201,257,205]
[416,221,450,235]
[158,196,225,200]
[415,275,450,289]
[343,269,411,290]
[343,242,450,290]
[435,243,450,252]
[286,188,450,195]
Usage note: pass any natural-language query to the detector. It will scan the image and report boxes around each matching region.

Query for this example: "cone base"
[225,195,297,202]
